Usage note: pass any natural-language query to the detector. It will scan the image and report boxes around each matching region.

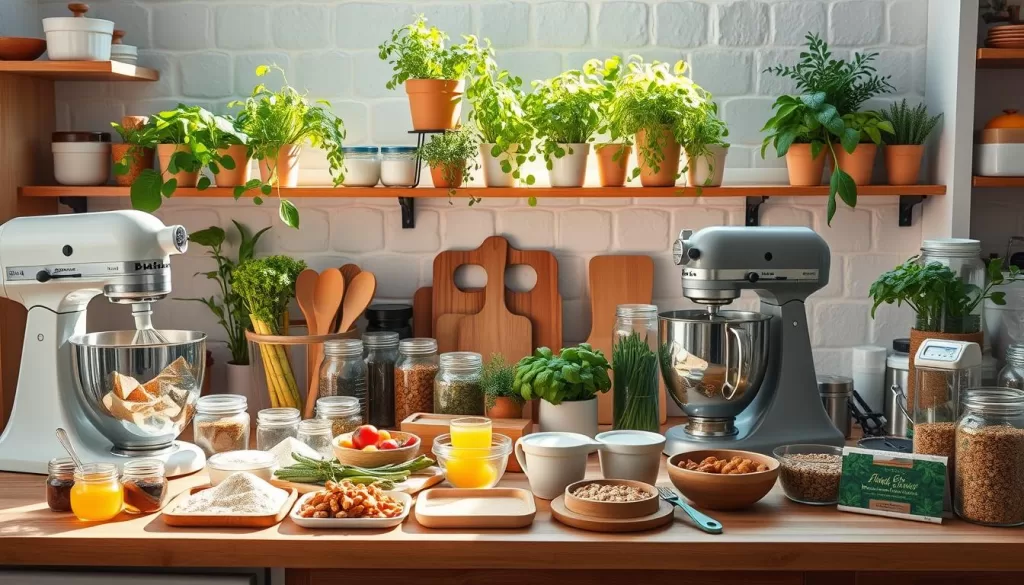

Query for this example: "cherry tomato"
[379,439,400,450]
[352,425,380,450]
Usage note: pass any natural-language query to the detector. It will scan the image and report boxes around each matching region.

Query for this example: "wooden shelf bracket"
[898,195,926,227]
[745,196,767,226]
[399,197,415,229]
[58,196,87,213]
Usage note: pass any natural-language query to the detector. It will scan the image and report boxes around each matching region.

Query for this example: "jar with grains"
[46,457,75,512]
[997,343,1024,390]
[319,339,367,420]
[297,418,335,459]
[364,331,399,428]
[194,395,250,457]
[317,395,363,437]
[955,388,1024,527]
[395,338,439,422]
[256,407,300,451]
[120,459,167,515]
[435,352,484,416]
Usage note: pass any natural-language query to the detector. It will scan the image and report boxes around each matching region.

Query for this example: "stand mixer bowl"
[70,330,206,454]
[659,310,771,434]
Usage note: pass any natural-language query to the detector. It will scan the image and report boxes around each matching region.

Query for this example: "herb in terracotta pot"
[482,354,525,419]
[880,100,942,186]
[680,100,730,189]
[110,115,156,187]
[833,111,893,186]
[467,55,536,189]
[513,344,611,436]
[417,127,479,195]
[587,57,631,187]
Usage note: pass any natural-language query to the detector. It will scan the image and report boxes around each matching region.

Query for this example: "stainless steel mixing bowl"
[69,330,206,453]
[658,310,771,423]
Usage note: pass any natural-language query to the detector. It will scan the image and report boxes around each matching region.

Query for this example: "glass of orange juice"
[450,417,492,449]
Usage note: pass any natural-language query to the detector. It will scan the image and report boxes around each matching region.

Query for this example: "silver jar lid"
[440,351,482,372]
[616,304,658,318]
[324,338,363,357]
[921,238,981,258]
[399,337,437,355]
[363,331,399,348]
[817,374,853,396]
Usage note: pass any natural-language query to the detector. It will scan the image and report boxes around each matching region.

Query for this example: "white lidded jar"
[380,146,419,186]
[341,146,381,187]
[52,131,111,186]
[43,3,115,61]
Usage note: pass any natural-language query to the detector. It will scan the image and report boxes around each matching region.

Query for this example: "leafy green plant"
[417,127,480,198]
[513,344,612,405]
[482,354,524,410]
[466,56,536,187]
[881,99,943,145]
[178,221,271,365]
[842,111,894,146]
[231,64,347,228]
[525,61,607,173]
[680,98,729,187]
[378,15,487,87]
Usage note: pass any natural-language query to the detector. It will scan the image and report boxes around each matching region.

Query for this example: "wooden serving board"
[415,487,537,528]
[270,467,444,496]
[161,486,298,528]
[550,494,674,533]
[400,412,532,472]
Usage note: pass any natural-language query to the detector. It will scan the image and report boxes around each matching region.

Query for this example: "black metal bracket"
[58,196,87,214]
[745,196,768,226]
[399,197,415,229]
[393,129,449,230]
[898,195,925,227]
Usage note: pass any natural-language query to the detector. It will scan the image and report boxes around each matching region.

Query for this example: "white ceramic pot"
[594,430,666,485]
[514,432,602,500]
[52,133,111,186]
[685,144,729,187]
[548,143,590,188]
[974,143,1024,176]
[225,362,257,407]
[43,9,114,61]
[480,143,518,187]
[538,398,599,437]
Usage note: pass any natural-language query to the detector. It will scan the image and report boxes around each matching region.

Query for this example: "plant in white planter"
[681,99,730,189]
[467,51,535,189]
[513,344,612,437]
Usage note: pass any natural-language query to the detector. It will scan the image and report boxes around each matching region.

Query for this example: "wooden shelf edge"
[0,60,158,81]
[976,48,1024,68]
[973,175,1024,187]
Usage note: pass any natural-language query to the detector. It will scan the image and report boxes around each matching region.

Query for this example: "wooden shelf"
[0,60,158,81]
[976,48,1024,68]
[972,176,1024,187]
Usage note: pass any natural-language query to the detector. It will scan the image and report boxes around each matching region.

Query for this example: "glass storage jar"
[71,463,122,522]
[919,239,985,333]
[997,343,1024,390]
[435,352,484,415]
[46,457,75,512]
[256,407,301,450]
[380,146,419,186]
[341,146,380,187]
[317,395,363,437]
[120,459,167,515]
[193,395,250,456]
[318,338,367,420]
[396,338,439,422]
[365,304,414,339]
[297,418,335,459]
[955,387,1024,527]
[612,304,660,432]
[364,331,399,428]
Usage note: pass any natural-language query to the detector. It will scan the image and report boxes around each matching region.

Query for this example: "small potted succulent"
[110,115,155,187]
[682,99,730,188]
[482,354,525,419]
[467,56,535,188]
[418,127,479,191]
[881,99,943,185]
[513,344,612,438]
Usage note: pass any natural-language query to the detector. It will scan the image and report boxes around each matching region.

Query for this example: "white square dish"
[289,489,412,529]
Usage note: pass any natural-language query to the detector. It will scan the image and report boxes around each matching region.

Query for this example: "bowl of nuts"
[772,444,843,505]
[667,449,780,510]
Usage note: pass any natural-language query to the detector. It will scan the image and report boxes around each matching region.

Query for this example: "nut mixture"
[297,479,404,519]
[955,425,1024,526]
[395,363,438,422]
[914,422,957,461]
[571,482,653,503]
[680,455,769,474]
[778,453,842,504]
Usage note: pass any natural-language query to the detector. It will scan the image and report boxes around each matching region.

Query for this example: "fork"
[657,486,723,534]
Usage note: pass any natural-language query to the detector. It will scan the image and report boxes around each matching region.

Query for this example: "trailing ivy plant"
[466,51,536,189]
[378,15,487,87]
[417,127,480,199]
[881,99,943,145]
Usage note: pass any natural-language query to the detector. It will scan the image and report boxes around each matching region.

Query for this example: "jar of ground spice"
[121,459,167,514]
[395,338,439,422]
[435,352,484,416]
[256,407,301,450]
[46,457,76,512]
[364,331,399,428]
[317,395,363,437]
[194,395,250,457]
[955,387,1024,527]
[318,339,367,419]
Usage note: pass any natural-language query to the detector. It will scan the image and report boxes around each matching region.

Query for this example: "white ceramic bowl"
[52,142,110,186]
[290,490,411,528]
[206,450,276,486]
[42,15,114,61]
[974,143,1024,176]
[595,430,666,485]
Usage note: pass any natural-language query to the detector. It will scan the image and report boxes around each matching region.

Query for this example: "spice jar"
[365,304,414,339]
[395,338,439,422]
[955,387,1024,527]
[380,146,419,186]
[365,331,399,428]
[612,304,660,432]
[341,146,381,187]
[194,395,250,456]
[120,459,167,515]
[435,352,484,415]
[256,407,301,450]
[317,395,363,437]
[70,463,123,522]
[297,418,335,459]
[997,343,1024,390]
[46,457,76,512]
[319,339,368,419]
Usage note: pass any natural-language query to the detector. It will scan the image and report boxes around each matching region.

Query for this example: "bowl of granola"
[564,479,659,519]
[667,449,780,510]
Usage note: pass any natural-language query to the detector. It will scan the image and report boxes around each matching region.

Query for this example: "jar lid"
[817,374,853,396]
[52,131,111,143]
[257,407,300,425]
[440,351,482,370]
[921,238,981,255]
[380,146,417,154]
[298,418,333,433]
[74,462,118,482]
[48,457,76,475]
[962,387,1024,413]
[985,109,1024,129]
[324,338,363,357]
[892,338,911,354]
[616,304,658,318]
[317,395,360,416]
[399,337,437,355]
[342,146,380,154]
[123,458,165,477]
[366,303,413,322]
[363,330,399,348]
[196,394,247,415]
[855,436,913,453]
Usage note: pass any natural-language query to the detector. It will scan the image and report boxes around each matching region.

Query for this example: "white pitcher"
[514,432,602,500]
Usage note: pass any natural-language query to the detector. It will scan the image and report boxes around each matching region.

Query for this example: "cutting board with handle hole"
[584,255,665,425]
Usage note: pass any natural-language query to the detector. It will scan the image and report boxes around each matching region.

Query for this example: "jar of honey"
[71,463,123,521]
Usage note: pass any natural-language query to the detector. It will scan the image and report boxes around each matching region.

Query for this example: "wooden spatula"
[304,268,344,418]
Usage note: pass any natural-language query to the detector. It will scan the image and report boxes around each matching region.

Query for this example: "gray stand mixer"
[660,226,844,455]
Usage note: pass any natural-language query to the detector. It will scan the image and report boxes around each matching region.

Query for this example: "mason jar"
[380,146,419,187]
[434,352,484,415]
[997,343,1024,390]
[955,387,1024,527]
[316,395,363,437]
[919,239,985,333]
[256,407,301,450]
[120,459,167,515]
[193,394,250,456]
[613,304,660,432]
[364,331,399,428]
[46,457,76,512]
[297,418,335,459]
[340,146,380,187]
[318,339,367,420]
[395,338,439,422]
[70,463,123,522]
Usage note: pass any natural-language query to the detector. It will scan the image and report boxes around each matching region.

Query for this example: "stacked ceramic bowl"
[975,109,1024,176]
[43,3,114,61]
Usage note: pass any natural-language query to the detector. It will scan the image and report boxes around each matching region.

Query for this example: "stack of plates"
[987,24,1024,48]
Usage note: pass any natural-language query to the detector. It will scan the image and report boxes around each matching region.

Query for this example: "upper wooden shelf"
[973,176,1024,187]
[976,48,1024,68]
[0,60,158,81]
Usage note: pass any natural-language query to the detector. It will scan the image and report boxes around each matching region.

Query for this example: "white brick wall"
[22,0,930,387]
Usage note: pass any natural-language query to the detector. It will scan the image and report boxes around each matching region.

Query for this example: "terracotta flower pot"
[835,143,878,186]
[885,144,925,186]
[595,143,630,187]
[214,144,251,187]
[487,396,524,420]
[685,144,729,188]
[784,144,828,186]
[635,127,681,187]
[430,161,465,189]
[480,143,517,187]
[405,79,465,131]
[258,144,301,187]
[156,144,199,187]
[111,144,153,186]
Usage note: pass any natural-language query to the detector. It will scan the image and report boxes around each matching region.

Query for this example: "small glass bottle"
[297,418,335,459]
[193,395,250,456]
[318,339,368,420]
[46,457,76,512]
[364,331,399,428]
[396,338,439,422]
[434,352,484,415]
[70,463,123,522]
[997,343,1024,390]
[120,459,167,515]
[955,387,1024,527]
[612,304,660,432]
[256,407,301,450]
[317,395,363,437]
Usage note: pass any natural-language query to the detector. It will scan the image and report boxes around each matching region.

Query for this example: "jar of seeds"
[194,395,249,456]
[955,387,1024,527]
[434,352,484,415]
[395,338,439,422]
[316,395,363,437]
[318,339,367,420]
[364,331,399,428]
[256,407,301,450]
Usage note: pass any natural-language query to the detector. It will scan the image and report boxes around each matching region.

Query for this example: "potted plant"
[210,115,250,188]
[513,344,612,437]
[682,99,730,188]
[467,57,535,188]
[881,99,943,185]
[418,127,479,192]
[587,57,631,187]
[231,64,347,228]
[110,115,155,187]
[379,16,486,131]
[482,354,525,419]
[179,221,271,401]
[834,111,894,185]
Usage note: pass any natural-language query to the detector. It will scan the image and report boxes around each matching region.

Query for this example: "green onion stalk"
[612,331,660,432]
[274,453,435,490]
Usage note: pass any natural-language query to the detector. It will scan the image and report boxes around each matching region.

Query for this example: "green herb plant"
[612,331,659,433]
[178,221,271,366]
[481,354,524,411]
[231,64,347,228]
[467,49,536,189]
[680,98,729,189]
[881,99,943,145]
[378,15,487,87]
[513,344,612,405]
[417,127,480,200]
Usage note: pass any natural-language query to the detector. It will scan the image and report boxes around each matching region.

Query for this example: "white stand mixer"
[0,210,206,476]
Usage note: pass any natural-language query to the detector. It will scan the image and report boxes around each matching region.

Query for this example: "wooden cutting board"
[412,286,433,338]
[583,255,665,425]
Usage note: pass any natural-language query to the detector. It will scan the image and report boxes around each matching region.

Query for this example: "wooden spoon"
[338,271,376,334]
[305,269,344,417]
[334,264,362,330]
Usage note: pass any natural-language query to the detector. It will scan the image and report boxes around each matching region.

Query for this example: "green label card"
[837,447,947,524]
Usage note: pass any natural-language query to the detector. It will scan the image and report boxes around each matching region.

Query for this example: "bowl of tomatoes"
[332,425,421,467]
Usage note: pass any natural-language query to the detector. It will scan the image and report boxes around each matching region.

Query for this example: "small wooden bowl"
[563,479,659,519]
[667,449,780,511]
[332,430,420,467]
[0,37,46,61]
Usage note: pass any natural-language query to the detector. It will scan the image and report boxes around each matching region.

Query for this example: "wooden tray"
[550,495,674,533]
[414,487,536,528]
[271,467,444,495]
[563,479,660,519]
[400,412,532,472]
[161,486,298,528]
